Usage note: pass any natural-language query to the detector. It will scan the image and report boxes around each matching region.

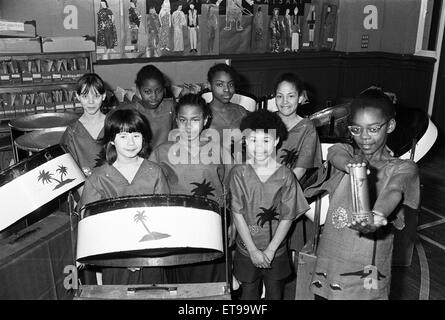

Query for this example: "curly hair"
[240,109,288,146]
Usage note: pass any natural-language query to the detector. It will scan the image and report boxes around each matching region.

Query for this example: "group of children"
[61,62,419,300]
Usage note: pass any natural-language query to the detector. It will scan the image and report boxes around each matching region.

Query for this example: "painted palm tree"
[190,179,215,198]
[256,205,279,241]
[38,170,54,185]
[280,148,299,169]
[37,166,76,190]
[56,165,68,179]
[134,210,170,242]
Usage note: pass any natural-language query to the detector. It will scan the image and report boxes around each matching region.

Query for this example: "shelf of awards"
[0,51,92,123]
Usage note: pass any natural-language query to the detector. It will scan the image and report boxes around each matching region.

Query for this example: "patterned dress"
[159,11,171,50]
[305,143,420,299]
[172,10,186,51]
[277,117,323,253]
[229,164,310,281]
[97,7,117,49]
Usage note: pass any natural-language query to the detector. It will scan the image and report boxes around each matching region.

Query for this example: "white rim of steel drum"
[77,195,224,267]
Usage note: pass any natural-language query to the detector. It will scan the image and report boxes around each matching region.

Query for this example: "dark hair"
[100,0,109,8]
[135,65,166,89]
[273,72,305,95]
[102,108,152,164]
[175,93,212,121]
[76,73,106,96]
[240,109,288,144]
[349,87,396,123]
[207,63,239,85]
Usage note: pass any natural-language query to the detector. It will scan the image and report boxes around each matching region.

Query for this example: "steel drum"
[309,103,351,139]
[76,195,224,267]
[387,106,437,162]
[0,144,85,233]
[9,112,79,132]
[14,127,66,153]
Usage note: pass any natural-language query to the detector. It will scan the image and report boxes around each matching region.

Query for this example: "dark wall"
[230,52,435,115]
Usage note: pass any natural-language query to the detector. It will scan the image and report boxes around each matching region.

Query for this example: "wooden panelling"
[230,52,435,113]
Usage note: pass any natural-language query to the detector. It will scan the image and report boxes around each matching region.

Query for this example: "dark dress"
[119,99,175,151]
[276,117,323,254]
[60,120,105,176]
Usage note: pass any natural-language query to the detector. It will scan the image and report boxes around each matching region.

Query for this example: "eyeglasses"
[347,121,389,136]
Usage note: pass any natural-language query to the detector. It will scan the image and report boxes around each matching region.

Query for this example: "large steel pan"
[77,194,224,267]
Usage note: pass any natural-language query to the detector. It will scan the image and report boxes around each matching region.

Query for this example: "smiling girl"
[61,73,107,177]
[79,108,170,285]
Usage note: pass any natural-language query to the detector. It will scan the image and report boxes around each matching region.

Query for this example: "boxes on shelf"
[0,19,36,38]
[41,36,95,53]
[0,37,41,54]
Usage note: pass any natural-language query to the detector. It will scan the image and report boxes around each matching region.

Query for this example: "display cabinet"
[0,51,93,169]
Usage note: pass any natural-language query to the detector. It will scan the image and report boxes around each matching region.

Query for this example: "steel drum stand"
[72,191,232,300]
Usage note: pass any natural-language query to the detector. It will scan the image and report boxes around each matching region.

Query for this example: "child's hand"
[228,224,236,247]
[347,211,387,234]
[262,248,276,264]
[128,267,141,272]
[249,249,271,269]
[346,157,368,174]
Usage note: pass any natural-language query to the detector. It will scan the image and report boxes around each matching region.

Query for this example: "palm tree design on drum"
[134,210,170,242]
[190,179,215,198]
[256,205,279,241]
[37,165,76,190]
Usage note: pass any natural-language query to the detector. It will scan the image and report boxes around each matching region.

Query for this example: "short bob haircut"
[349,87,396,124]
[102,108,152,164]
[76,73,106,96]
[175,93,212,125]
[240,109,288,147]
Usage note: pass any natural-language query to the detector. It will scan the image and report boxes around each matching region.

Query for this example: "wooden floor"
[389,134,445,300]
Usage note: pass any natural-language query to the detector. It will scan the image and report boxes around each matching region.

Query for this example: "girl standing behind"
[273,72,323,259]
[274,72,322,180]
[61,73,107,177]
[207,63,248,162]
[121,65,175,150]
[79,108,170,285]
[149,93,227,283]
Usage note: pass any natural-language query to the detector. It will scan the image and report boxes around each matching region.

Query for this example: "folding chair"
[201,90,258,112]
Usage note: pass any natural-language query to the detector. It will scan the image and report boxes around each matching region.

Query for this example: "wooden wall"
[230,52,435,114]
